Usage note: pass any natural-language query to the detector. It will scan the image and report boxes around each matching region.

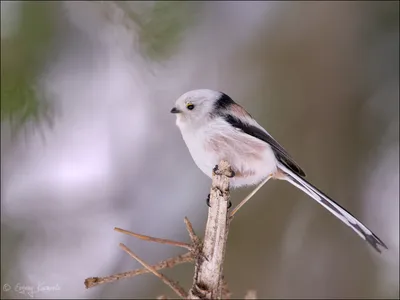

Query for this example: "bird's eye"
[186,104,195,110]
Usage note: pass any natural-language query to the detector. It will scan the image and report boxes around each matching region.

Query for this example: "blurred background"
[1,1,399,299]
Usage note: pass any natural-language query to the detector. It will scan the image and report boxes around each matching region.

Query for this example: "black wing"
[224,114,306,177]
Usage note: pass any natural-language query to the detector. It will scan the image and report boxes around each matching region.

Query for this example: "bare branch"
[84,252,193,289]
[84,161,257,299]
[114,227,192,250]
[188,160,233,299]
[119,243,188,299]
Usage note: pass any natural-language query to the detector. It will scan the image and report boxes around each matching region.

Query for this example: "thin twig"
[184,216,205,263]
[85,161,242,298]
[114,227,192,250]
[184,217,198,244]
[229,175,271,218]
[85,252,193,289]
[119,243,188,298]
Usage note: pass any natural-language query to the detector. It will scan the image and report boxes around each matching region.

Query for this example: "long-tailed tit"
[171,89,387,253]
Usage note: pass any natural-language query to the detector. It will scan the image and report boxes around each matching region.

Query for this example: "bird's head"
[171,89,233,129]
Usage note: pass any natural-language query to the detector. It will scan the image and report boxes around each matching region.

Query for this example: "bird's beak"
[170,107,181,114]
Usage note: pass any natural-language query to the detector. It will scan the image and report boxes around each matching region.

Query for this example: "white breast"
[178,118,278,188]
[180,124,218,179]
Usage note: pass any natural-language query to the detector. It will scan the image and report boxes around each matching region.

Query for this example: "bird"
[170,89,388,253]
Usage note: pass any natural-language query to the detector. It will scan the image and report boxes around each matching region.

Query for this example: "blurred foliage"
[1,1,56,127]
[117,1,197,61]
[0,0,196,129]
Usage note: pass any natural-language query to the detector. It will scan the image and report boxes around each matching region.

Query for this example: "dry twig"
[229,175,271,218]
[119,243,188,299]
[115,227,192,250]
[84,252,193,289]
[184,216,199,244]
[85,161,241,299]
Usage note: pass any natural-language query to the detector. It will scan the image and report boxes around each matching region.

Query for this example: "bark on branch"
[188,160,234,299]
[84,161,255,299]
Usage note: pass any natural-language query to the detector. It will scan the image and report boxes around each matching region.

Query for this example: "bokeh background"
[1,1,399,299]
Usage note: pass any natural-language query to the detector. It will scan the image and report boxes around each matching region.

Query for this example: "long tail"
[278,163,388,253]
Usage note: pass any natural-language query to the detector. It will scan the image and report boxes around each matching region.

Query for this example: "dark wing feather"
[224,114,306,177]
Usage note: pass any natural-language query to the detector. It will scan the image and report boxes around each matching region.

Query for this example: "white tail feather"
[278,163,387,253]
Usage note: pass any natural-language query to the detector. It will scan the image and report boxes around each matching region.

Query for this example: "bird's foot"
[212,164,235,178]
[212,165,219,175]
[206,193,232,209]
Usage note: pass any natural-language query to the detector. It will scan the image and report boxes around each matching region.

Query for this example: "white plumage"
[171,89,387,253]
[180,116,278,187]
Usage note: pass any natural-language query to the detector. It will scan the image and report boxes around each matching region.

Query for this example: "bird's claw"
[212,164,235,178]
[206,193,232,209]
[212,165,219,175]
